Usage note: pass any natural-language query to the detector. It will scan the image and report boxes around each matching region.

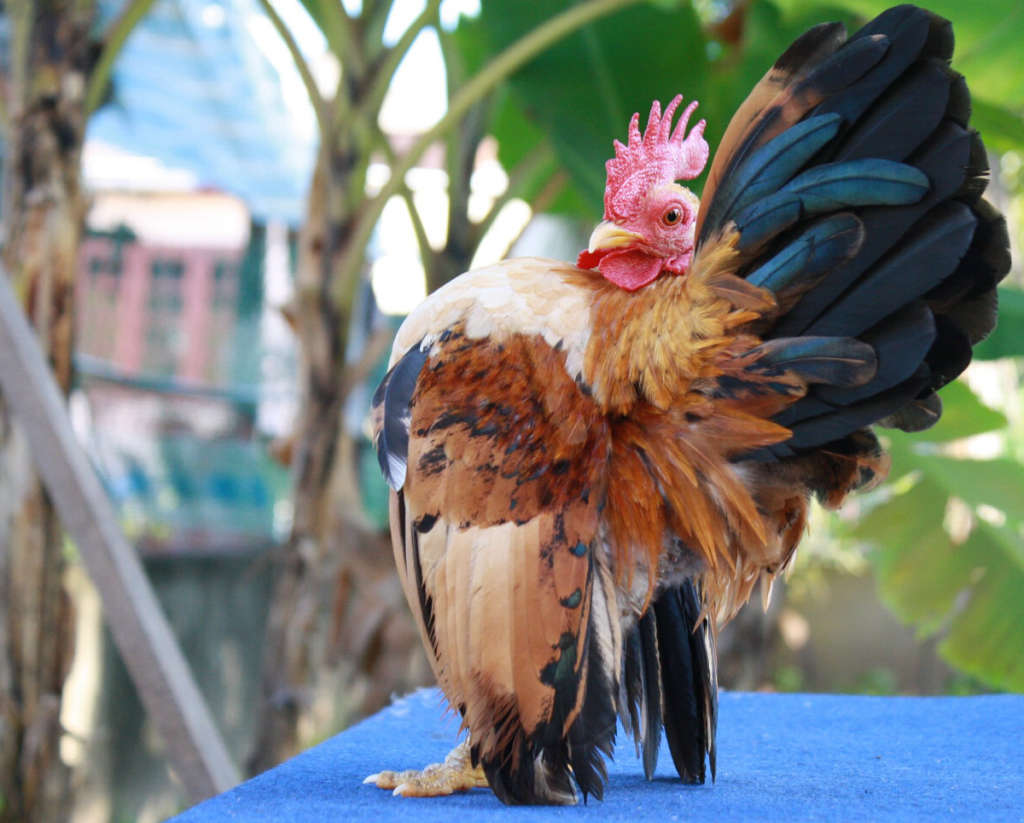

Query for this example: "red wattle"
[596,250,664,291]
[576,248,606,270]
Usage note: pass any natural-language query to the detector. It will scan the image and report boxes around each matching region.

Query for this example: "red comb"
[604,95,708,221]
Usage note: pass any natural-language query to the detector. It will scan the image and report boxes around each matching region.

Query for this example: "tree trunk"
[249,91,496,774]
[0,5,95,821]
[248,152,431,775]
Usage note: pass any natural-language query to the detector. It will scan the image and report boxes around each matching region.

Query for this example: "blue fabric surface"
[171,688,1023,822]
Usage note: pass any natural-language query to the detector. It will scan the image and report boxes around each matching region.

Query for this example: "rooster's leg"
[363,740,488,797]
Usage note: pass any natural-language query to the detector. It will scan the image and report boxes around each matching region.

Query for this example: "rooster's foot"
[364,740,488,797]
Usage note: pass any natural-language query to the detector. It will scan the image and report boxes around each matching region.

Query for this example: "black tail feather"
[620,622,644,743]
[831,60,951,163]
[772,120,977,339]
[620,581,717,785]
[637,611,664,779]
[812,7,936,134]
[807,200,976,339]
[567,611,617,803]
[652,580,717,784]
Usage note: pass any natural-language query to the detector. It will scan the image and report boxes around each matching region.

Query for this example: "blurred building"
[73,0,316,556]
[63,2,317,821]
[74,217,293,554]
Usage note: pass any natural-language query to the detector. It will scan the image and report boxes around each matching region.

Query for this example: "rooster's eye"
[662,206,684,226]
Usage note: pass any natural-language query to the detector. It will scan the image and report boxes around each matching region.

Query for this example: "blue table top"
[170,688,1024,822]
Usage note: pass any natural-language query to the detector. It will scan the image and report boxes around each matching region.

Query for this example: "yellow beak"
[587,221,643,253]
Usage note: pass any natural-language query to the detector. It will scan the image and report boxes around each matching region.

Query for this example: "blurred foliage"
[460,0,1024,214]
[852,667,900,695]
[976,288,1024,360]
[945,671,994,696]
[459,0,804,214]
[773,663,806,693]
[457,0,710,214]
[855,380,1024,694]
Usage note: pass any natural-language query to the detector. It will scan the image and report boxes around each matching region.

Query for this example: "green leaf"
[975,288,1024,361]
[857,482,965,633]
[447,9,491,76]
[460,0,710,216]
[488,87,589,216]
[906,457,1024,552]
[940,554,1024,690]
[970,99,1024,155]
[857,376,1024,692]
[856,470,1024,691]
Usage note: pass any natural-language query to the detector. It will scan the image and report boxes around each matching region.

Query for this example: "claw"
[364,741,488,797]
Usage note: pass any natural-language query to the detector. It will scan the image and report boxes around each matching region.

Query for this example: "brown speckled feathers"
[381,307,620,804]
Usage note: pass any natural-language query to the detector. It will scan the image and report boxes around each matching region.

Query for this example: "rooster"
[366,4,1010,805]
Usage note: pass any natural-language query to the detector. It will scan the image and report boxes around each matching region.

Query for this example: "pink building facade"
[77,231,244,383]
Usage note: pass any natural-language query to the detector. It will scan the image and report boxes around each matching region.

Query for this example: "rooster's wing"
[372,260,621,804]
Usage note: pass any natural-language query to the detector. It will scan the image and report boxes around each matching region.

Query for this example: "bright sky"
[259,0,480,135]
[252,0,527,315]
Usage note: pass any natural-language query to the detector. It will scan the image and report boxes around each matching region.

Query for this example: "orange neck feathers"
[581,230,800,616]
[581,229,769,415]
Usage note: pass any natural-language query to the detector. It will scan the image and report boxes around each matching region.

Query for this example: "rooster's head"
[578,95,708,291]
